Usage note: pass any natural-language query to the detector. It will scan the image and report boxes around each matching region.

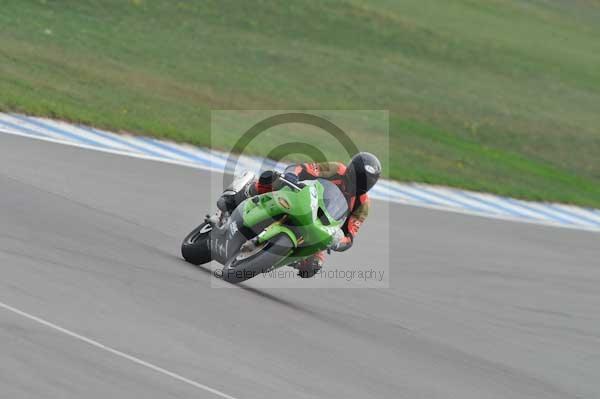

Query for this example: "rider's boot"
[217,170,277,213]
[216,171,255,214]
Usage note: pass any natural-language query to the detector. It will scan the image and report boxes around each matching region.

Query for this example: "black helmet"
[346,152,381,195]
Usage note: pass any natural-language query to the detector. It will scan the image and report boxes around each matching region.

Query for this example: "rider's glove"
[328,228,345,251]
[328,229,353,252]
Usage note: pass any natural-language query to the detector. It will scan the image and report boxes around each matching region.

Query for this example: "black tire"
[181,223,212,265]
[220,234,294,284]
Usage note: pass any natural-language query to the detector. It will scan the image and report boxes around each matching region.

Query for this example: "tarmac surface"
[1,133,599,398]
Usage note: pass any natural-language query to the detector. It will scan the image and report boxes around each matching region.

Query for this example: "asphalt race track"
[1,133,599,398]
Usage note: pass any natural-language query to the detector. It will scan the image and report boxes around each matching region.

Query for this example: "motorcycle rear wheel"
[181,222,212,265]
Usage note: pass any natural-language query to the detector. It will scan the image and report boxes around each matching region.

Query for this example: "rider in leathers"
[218,152,381,278]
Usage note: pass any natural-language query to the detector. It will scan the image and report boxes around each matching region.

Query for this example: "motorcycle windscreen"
[318,178,348,221]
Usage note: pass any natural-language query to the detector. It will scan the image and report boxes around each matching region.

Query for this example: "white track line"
[0,300,239,399]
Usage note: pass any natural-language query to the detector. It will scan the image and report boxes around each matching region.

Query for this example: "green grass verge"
[1,0,599,206]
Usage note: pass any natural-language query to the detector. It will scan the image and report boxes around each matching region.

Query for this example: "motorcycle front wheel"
[220,234,294,284]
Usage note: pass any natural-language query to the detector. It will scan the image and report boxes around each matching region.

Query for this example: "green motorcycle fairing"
[239,179,346,268]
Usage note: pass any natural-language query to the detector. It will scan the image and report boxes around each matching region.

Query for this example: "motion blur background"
[1,0,599,205]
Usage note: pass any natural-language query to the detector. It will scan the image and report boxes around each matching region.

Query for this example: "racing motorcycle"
[181,171,348,283]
